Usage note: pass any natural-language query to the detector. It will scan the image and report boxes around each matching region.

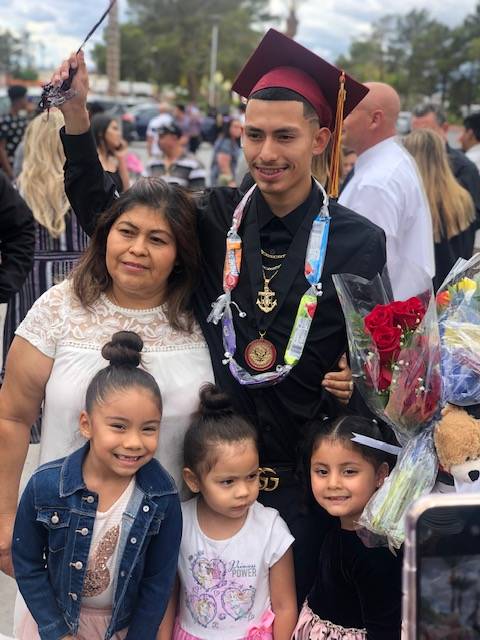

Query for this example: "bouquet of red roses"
[332,272,441,548]
[334,273,442,442]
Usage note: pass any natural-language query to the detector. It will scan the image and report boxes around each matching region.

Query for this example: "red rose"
[363,361,392,391]
[391,297,426,330]
[377,366,393,391]
[371,326,402,365]
[364,304,394,333]
[419,371,442,423]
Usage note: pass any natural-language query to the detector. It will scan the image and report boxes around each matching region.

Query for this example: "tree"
[93,0,272,100]
[335,7,475,111]
[0,30,22,75]
[92,24,153,82]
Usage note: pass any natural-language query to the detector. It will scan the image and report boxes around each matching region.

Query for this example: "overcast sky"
[0,0,478,71]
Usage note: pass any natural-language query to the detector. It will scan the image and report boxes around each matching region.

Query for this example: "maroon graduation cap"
[231,28,368,196]
[232,28,368,129]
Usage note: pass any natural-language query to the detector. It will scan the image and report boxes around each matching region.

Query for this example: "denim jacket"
[13,443,182,640]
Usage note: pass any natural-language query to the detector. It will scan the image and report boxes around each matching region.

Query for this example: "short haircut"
[412,103,447,126]
[8,85,27,102]
[249,87,318,121]
[464,112,480,142]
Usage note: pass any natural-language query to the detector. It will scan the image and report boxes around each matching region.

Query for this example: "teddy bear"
[434,404,480,493]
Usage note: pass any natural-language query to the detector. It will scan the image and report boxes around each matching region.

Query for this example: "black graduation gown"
[434,222,476,292]
[61,128,387,467]
[447,144,480,229]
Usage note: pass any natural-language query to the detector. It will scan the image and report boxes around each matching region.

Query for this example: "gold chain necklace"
[263,262,282,272]
[261,248,286,260]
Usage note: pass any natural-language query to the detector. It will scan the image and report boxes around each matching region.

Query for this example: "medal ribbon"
[207,180,330,387]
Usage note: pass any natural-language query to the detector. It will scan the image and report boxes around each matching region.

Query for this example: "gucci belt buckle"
[259,467,279,492]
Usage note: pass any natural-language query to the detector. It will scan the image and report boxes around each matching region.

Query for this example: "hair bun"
[101,331,143,368]
[198,383,234,417]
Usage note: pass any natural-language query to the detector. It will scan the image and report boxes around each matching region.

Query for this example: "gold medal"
[244,335,277,371]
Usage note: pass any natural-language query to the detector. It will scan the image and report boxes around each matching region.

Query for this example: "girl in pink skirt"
[292,416,403,640]
[12,332,182,640]
[158,384,298,640]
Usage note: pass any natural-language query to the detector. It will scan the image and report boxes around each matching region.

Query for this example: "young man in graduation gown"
[52,30,387,601]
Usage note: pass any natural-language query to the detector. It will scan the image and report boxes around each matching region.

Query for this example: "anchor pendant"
[256,283,277,313]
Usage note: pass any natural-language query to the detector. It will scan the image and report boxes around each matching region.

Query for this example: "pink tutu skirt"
[293,601,366,640]
[173,609,275,640]
[16,605,128,640]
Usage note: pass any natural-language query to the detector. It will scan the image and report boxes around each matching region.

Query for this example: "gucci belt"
[259,467,280,492]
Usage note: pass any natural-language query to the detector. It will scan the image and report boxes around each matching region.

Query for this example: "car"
[128,103,161,140]
[0,87,42,114]
[87,95,158,141]
[87,95,141,141]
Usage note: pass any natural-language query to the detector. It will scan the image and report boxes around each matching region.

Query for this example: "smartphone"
[403,493,480,639]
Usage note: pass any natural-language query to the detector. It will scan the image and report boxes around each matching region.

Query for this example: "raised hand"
[48,50,90,134]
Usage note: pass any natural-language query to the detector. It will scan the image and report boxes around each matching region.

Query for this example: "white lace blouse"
[15,279,214,491]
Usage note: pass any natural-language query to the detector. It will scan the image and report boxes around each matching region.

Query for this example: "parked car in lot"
[86,95,159,142]
[126,103,161,140]
[0,87,43,114]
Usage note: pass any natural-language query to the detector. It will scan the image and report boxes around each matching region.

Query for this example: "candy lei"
[207,180,331,387]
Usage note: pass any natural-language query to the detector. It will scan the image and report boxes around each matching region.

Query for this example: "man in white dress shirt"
[339,82,435,299]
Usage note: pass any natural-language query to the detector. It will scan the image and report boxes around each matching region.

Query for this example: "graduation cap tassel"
[327,71,346,199]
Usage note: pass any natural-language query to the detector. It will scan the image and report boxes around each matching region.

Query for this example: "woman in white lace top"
[0,178,214,578]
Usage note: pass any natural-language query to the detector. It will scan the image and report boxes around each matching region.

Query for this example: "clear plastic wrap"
[437,254,480,405]
[357,430,438,550]
[333,271,442,548]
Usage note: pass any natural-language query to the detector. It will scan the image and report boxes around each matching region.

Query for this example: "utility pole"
[285,0,299,39]
[106,0,120,95]
[208,16,220,107]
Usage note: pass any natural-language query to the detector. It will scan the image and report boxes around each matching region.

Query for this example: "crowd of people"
[0,25,479,640]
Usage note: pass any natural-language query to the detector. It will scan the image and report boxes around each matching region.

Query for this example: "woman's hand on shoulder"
[49,50,90,134]
[321,354,354,404]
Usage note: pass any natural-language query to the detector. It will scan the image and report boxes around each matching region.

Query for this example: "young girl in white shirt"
[159,384,297,640]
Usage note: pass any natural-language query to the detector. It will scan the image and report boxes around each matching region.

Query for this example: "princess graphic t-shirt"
[177,497,294,639]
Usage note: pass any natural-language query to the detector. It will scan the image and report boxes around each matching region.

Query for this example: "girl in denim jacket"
[13,331,182,640]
